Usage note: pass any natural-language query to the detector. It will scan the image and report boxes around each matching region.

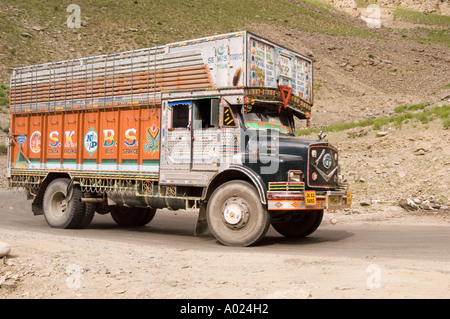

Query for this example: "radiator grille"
[308,145,339,188]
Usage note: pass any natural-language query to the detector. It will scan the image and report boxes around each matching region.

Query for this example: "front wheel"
[271,209,323,238]
[206,180,270,247]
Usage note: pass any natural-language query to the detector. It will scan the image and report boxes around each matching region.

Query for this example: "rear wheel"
[43,178,85,229]
[206,180,270,247]
[75,192,95,229]
[271,209,323,238]
[110,206,156,227]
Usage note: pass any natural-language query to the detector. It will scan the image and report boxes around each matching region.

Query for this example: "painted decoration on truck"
[30,131,41,153]
[17,134,26,147]
[249,38,276,88]
[13,134,27,167]
[124,128,137,147]
[84,127,98,156]
[49,131,60,148]
[64,131,77,148]
[103,129,115,147]
[144,125,160,154]
[292,56,311,102]
[247,36,313,105]
[278,54,292,79]
[64,131,77,155]
[170,32,244,88]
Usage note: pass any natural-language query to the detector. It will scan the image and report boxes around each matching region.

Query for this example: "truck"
[7,31,351,246]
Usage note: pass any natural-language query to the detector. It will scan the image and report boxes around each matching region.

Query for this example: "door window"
[169,101,191,129]
[193,99,219,129]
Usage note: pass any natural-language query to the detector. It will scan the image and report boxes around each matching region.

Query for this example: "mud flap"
[31,199,44,216]
[194,202,209,236]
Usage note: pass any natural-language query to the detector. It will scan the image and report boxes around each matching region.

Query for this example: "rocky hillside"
[0,0,448,213]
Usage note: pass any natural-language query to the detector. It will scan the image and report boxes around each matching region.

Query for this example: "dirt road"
[0,190,448,299]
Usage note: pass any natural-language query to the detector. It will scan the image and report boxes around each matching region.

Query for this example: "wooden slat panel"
[10,52,214,109]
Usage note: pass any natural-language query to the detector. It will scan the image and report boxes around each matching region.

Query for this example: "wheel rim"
[50,192,67,218]
[221,197,249,230]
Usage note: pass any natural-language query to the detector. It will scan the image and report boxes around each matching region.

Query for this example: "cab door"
[191,98,220,171]
[163,100,192,171]
[159,98,222,186]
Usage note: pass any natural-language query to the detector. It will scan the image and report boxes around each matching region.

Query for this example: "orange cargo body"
[9,105,161,175]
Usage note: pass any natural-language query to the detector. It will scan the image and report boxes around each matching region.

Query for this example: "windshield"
[241,104,294,135]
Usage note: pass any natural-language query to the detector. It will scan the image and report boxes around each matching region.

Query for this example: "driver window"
[193,99,219,129]
[170,101,191,129]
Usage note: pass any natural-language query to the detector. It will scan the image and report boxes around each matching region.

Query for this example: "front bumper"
[267,189,351,211]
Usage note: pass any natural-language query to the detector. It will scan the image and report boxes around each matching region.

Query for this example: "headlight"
[288,170,303,183]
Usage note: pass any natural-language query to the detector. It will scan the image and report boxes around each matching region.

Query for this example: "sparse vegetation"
[443,118,450,130]
[296,104,450,136]
[0,143,7,155]
[0,83,9,109]
[393,8,450,26]
[355,0,379,8]
[411,28,450,49]
[394,102,430,113]
[391,8,450,49]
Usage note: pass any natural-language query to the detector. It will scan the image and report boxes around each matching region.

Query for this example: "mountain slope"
[0,0,376,80]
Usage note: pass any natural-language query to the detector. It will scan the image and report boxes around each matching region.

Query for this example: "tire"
[43,178,85,229]
[75,192,95,229]
[110,206,156,227]
[206,180,270,247]
[271,209,323,238]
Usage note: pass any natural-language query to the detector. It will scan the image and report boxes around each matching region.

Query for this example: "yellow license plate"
[305,191,316,206]
[329,195,340,205]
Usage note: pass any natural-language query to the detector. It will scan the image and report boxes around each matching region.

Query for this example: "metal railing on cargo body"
[9,46,213,114]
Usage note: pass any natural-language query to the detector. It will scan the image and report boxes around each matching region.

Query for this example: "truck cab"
[158,91,350,246]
